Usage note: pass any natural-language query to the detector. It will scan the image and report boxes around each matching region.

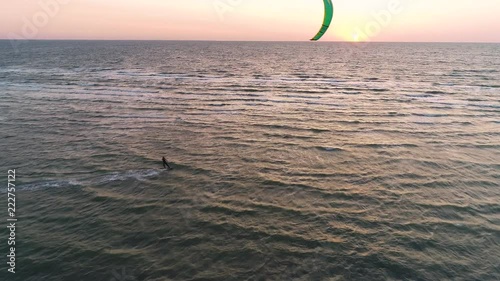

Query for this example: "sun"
[352,33,360,42]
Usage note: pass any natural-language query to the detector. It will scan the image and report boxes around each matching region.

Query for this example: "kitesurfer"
[162,157,172,170]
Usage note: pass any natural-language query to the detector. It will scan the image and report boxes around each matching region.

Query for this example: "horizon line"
[1,39,499,44]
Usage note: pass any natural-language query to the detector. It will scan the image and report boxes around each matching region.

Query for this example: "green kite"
[311,0,334,41]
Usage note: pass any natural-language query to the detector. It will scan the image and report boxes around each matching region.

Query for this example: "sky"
[1,0,499,42]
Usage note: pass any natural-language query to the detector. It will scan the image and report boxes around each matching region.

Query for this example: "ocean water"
[0,41,499,281]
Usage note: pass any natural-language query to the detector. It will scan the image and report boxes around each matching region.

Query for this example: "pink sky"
[1,0,499,42]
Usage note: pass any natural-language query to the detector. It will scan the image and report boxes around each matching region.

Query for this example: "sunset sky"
[1,0,499,42]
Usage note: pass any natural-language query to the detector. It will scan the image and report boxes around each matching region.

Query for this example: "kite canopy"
[311,0,334,41]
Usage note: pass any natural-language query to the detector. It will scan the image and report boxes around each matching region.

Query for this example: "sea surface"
[0,41,499,281]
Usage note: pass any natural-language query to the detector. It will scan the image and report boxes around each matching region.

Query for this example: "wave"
[352,143,419,148]
[12,169,163,192]
[91,169,161,185]
[425,90,450,95]
[412,113,449,118]
[12,179,83,192]
[314,146,344,152]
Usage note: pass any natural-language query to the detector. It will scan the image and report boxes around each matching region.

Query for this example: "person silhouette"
[162,157,172,170]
